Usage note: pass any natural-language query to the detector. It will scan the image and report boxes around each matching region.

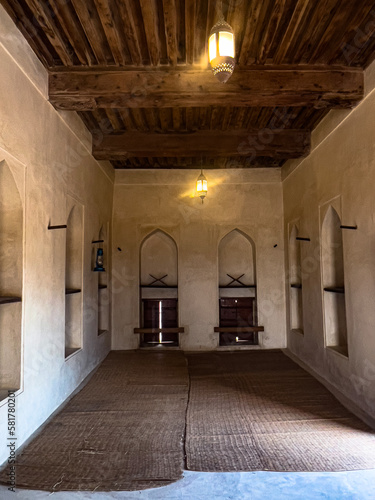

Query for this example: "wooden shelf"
[328,345,349,357]
[214,326,264,333]
[324,287,345,294]
[65,289,82,295]
[98,284,108,290]
[0,296,22,305]
[219,285,256,289]
[65,347,81,358]
[140,285,178,289]
[290,283,302,289]
[134,327,184,334]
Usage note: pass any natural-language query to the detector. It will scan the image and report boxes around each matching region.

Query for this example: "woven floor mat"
[0,351,189,492]
[186,351,375,472]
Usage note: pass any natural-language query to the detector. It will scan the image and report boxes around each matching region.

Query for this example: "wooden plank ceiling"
[2,0,375,169]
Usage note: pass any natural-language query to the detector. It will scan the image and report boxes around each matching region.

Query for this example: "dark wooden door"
[219,298,254,327]
[142,299,178,345]
[219,297,258,346]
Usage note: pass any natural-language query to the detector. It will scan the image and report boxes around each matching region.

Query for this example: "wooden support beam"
[162,0,178,65]
[185,0,196,64]
[49,66,363,110]
[92,129,310,160]
[134,328,185,334]
[139,0,160,65]
[214,327,265,333]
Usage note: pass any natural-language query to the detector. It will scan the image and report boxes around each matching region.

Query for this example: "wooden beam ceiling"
[92,129,310,160]
[49,66,364,111]
[3,0,375,169]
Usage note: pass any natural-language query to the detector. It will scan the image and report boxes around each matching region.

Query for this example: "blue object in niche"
[94,248,105,272]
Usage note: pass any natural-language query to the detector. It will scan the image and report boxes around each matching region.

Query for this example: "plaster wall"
[282,59,375,421]
[0,6,114,465]
[112,169,286,351]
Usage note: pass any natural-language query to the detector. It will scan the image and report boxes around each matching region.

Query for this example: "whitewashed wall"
[0,6,114,465]
[283,59,375,422]
[112,169,286,351]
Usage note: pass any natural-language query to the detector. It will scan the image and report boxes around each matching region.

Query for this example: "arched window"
[218,229,258,346]
[289,225,304,333]
[65,198,83,358]
[322,206,348,356]
[139,230,179,347]
[0,161,23,394]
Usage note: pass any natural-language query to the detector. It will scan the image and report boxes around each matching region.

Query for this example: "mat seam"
[183,354,191,470]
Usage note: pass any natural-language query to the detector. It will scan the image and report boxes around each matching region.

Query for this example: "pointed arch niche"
[0,160,23,397]
[321,204,348,356]
[289,224,304,334]
[65,196,84,358]
[217,229,261,346]
[97,223,110,336]
[137,230,181,347]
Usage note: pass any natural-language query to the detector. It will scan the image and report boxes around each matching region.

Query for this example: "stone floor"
[1,470,375,499]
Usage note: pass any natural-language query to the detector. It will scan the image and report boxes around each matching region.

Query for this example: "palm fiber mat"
[1,351,189,491]
[185,351,375,472]
[2,350,375,492]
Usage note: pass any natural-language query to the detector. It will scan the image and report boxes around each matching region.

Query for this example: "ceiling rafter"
[3,0,375,169]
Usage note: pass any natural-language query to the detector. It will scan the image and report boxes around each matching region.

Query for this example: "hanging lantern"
[208,19,235,83]
[94,247,105,272]
[196,169,208,203]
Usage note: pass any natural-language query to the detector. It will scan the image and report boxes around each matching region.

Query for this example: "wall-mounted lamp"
[196,169,208,203]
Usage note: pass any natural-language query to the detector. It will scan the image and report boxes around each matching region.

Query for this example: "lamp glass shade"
[219,31,234,57]
[196,171,208,200]
[208,20,235,83]
[208,33,217,62]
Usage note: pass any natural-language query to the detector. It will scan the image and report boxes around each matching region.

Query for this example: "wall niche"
[0,160,23,397]
[321,204,348,357]
[217,229,259,346]
[289,224,304,334]
[97,223,110,336]
[139,230,180,347]
[65,196,84,358]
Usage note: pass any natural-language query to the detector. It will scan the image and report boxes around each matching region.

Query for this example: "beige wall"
[112,169,287,351]
[282,60,375,421]
[0,6,114,465]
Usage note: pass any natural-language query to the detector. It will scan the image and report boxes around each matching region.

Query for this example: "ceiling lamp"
[196,169,208,203]
[208,13,235,83]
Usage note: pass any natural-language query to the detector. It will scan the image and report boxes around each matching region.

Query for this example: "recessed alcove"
[0,160,23,395]
[217,229,260,346]
[289,224,304,334]
[138,230,180,347]
[321,205,348,356]
[65,198,84,358]
[97,223,110,336]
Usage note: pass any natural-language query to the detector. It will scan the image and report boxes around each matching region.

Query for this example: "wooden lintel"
[93,129,310,160]
[48,66,364,110]
[214,327,265,333]
[134,327,185,334]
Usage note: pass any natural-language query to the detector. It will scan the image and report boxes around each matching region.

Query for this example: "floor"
[1,470,375,499]
[1,350,375,498]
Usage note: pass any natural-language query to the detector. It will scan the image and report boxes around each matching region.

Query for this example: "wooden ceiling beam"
[92,129,310,160]
[185,0,195,64]
[49,66,363,110]
[139,0,161,65]
[162,0,179,65]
